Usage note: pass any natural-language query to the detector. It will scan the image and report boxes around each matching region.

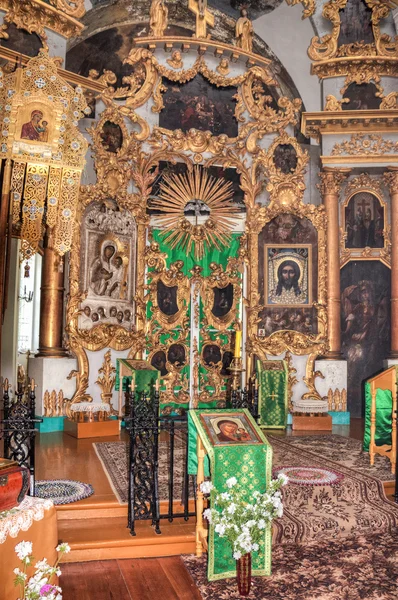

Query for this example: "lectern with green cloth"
[188,408,273,581]
[363,366,397,474]
[256,359,288,429]
[115,359,159,417]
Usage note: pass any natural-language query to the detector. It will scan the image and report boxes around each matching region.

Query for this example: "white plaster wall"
[1,239,20,385]
[314,359,347,399]
[46,30,67,63]
[28,356,78,414]
[254,3,321,112]
[263,352,309,406]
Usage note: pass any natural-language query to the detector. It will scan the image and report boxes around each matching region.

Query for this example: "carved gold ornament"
[259,132,309,207]
[324,95,349,111]
[308,0,398,62]
[285,0,316,18]
[151,165,240,260]
[95,350,117,414]
[0,0,84,42]
[0,51,88,261]
[331,134,398,156]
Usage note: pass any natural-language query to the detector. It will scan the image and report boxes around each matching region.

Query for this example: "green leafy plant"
[201,474,288,560]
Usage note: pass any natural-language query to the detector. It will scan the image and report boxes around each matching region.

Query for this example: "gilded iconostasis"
[1,0,398,420]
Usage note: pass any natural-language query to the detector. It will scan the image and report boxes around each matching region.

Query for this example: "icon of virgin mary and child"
[21,110,49,142]
[89,240,127,299]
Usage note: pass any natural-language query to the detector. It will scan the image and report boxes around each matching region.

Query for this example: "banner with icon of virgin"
[188,409,272,581]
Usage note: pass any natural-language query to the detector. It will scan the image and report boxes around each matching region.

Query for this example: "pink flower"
[40,584,56,596]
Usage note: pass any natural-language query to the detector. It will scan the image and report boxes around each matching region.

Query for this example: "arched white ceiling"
[254,2,321,112]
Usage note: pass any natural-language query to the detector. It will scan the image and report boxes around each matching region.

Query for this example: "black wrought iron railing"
[125,383,259,536]
[1,379,42,494]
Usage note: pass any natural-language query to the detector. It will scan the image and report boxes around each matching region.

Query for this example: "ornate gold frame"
[308,0,398,63]
[202,262,241,331]
[340,173,391,268]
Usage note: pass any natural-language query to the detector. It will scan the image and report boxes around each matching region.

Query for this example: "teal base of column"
[35,416,66,433]
[329,411,350,424]
[286,412,350,426]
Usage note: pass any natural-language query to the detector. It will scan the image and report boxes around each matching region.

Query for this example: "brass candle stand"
[228,356,245,391]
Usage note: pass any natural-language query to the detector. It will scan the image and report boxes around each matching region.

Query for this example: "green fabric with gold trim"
[363,382,392,452]
[115,359,159,393]
[256,360,288,429]
[188,409,272,582]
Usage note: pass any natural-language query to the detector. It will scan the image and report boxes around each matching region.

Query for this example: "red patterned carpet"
[270,435,398,544]
[182,434,398,599]
[182,532,398,600]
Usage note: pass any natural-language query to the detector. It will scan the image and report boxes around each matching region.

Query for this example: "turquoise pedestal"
[286,412,350,426]
[35,416,65,433]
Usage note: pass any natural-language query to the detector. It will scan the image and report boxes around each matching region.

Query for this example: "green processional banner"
[256,360,288,429]
[115,359,159,393]
[363,382,392,451]
[188,409,272,581]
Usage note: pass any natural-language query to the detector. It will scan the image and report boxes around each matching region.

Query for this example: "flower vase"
[236,552,251,596]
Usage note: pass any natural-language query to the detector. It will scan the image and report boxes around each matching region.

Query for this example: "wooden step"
[58,516,196,563]
[56,498,196,521]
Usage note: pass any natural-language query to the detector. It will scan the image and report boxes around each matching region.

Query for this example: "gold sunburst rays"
[151,166,241,259]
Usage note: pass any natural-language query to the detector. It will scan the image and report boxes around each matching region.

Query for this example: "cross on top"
[188,0,214,39]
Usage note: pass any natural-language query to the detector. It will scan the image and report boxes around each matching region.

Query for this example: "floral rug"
[182,531,398,600]
[34,479,94,505]
[93,435,192,504]
[270,436,398,545]
[273,466,344,486]
[270,434,395,481]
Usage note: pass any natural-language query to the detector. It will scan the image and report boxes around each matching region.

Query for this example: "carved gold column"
[319,168,350,358]
[0,159,12,360]
[36,230,66,357]
[384,168,398,357]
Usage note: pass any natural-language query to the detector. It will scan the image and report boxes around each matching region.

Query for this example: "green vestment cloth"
[115,359,159,393]
[188,409,272,581]
[256,360,288,429]
[363,382,392,451]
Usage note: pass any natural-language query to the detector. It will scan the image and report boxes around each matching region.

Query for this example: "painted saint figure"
[21,110,46,142]
[89,243,116,296]
[216,420,251,443]
[235,8,253,53]
[269,259,308,305]
[149,0,168,37]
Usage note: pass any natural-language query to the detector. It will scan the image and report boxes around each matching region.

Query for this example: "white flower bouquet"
[13,540,70,599]
[200,474,288,560]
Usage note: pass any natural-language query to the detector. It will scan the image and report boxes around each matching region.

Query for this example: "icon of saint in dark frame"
[212,284,234,318]
[273,144,298,175]
[150,350,168,377]
[167,343,186,368]
[157,280,179,316]
[100,121,123,153]
[203,344,222,367]
[220,351,234,377]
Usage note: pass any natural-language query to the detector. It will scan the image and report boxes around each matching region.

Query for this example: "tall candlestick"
[234,330,242,358]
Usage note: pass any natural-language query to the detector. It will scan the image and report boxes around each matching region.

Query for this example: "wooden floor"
[40,418,389,599]
[60,556,202,600]
[36,419,366,505]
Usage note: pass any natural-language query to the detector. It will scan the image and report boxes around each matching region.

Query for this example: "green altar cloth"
[115,359,159,393]
[188,409,272,582]
[256,360,288,429]
[363,382,392,452]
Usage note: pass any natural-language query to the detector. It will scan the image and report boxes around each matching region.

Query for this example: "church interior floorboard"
[60,557,202,600]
